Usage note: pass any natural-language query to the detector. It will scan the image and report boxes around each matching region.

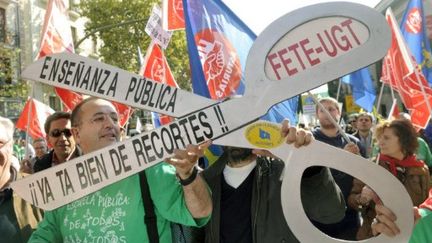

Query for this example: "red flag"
[111,102,133,127]
[162,0,185,31]
[36,0,83,111]
[381,8,432,129]
[387,99,400,120]
[16,98,55,139]
[140,41,179,126]
[37,0,132,124]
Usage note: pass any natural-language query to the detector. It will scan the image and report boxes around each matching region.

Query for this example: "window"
[0,56,12,84]
[49,96,62,111]
[0,8,6,43]
[71,26,77,47]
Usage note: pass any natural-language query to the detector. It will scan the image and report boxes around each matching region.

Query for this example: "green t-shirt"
[29,163,209,243]
[13,144,25,161]
[410,209,432,243]
[416,137,432,167]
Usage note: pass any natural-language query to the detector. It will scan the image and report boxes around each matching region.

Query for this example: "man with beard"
[33,111,81,172]
[311,97,365,240]
[191,119,346,243]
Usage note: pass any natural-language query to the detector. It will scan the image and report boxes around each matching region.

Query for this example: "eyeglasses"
[89,113,119,125]
[49,129,72,138]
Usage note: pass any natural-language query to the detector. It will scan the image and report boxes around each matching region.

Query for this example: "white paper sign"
[13,96,255,210]
[21,52,215,117]
[145,5,173,49]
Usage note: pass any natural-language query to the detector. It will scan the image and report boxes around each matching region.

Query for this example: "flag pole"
[376,82,385,114]
[24,85,34,160]
[389,83,395,100]
[307,91,351,143]
[336,78,342,101]
[388,98,398,120]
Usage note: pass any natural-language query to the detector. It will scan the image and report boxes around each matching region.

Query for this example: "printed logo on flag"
[245,122,284,149]
[195,29,242,99]
[405,8,422,34]
[150,56,165,81]
[172,0,184,23]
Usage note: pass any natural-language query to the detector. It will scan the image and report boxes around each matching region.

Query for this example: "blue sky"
[223,0,382,34]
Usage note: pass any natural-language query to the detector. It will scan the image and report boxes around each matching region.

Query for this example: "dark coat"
[193,154,345,243]
[0,172,43,242]
[311,128,365,240]
[33,147,81,173]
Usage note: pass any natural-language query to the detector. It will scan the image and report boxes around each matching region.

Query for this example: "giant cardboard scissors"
[13,2,413,242]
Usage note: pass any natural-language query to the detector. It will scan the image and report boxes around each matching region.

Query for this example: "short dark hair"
[375,119,419,156]
[44,111,71,134]
[357,112,374,123]
[71,97,101,127]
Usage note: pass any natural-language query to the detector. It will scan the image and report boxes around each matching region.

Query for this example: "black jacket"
[311,128,365,240]
[193,154,345,243]
[33,147,81,173]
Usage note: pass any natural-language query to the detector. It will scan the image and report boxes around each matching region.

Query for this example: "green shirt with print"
[29,162,209,243]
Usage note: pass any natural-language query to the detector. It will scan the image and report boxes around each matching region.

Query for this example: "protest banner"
[21,52,215,117]
[14,2,412,242]
[145,5,173,49]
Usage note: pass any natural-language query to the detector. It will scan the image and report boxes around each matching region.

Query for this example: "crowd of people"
[2,96,432,242]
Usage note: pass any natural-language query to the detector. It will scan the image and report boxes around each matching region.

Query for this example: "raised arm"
[166,141,213,218]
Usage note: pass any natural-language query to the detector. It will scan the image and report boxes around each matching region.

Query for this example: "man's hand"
[165,140,212,218]
[281,119,314,148]
[20,159,33,174]
[344,142,360,155]
[371,204,401,237]
[358,186,379,206]
[166,140,212,178]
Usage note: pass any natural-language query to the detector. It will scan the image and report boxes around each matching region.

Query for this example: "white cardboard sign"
[21,52,215,117]
[13,2,412,242]
[145,5,173,49]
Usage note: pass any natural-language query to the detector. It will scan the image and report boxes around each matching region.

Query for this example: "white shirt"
[223,160,257,188]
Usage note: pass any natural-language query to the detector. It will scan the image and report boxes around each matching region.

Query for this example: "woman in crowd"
[349,118,430,240]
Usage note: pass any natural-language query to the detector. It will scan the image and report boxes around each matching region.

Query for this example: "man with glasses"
[0,116,43,242]
[29,97,212,242]
[33,111,81,173]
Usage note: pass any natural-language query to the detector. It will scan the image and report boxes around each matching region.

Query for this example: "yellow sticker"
[245,122,284,149]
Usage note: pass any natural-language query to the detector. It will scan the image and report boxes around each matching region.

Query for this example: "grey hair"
[0,116,14,141]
